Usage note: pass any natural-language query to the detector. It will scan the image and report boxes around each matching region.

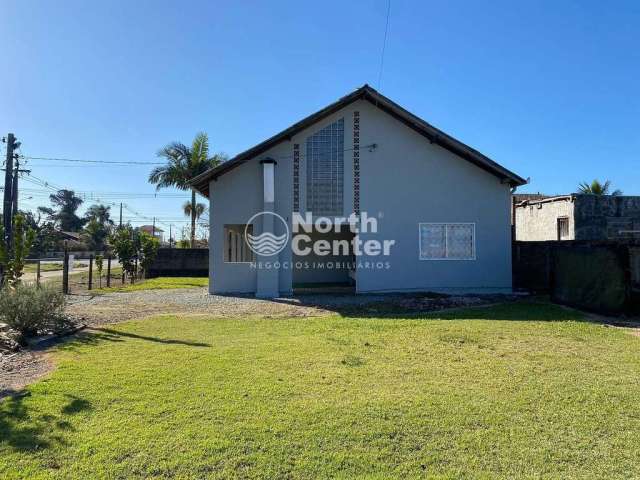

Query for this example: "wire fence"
[23,252,129,294]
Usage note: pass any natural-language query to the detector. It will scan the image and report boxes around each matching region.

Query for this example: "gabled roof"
[191,84,526,196]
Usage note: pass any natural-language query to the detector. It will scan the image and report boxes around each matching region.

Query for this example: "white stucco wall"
[354,100,514,293]
[514,199,575,241]
[209,97,518,294]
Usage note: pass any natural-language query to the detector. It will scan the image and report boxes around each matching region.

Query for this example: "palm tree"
[183,202,207,245]
[82,204,113,251]
[578,179,622,196]
[47,189,85,231]
[84,204,113,226]
[149,132,225,247]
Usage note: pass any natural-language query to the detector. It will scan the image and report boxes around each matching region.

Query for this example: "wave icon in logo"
[244,212,290,256]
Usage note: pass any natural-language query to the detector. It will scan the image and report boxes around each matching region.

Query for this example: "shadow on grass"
[0,392,91,452]
[54,327,211,352]
[96,328,211,347]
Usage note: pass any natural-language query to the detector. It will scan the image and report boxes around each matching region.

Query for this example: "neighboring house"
[514,194,640,241]
[139,225,164,243]
[59,231,81,242]
[191,85,526,297]
[510,193,552,226]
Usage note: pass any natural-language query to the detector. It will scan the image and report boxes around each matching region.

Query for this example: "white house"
[191,85,526,297]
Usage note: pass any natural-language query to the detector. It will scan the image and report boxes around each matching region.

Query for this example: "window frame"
[305,117,345,217]
[223,224,255,264]
[418,222,477,261]
[557,216,570,241]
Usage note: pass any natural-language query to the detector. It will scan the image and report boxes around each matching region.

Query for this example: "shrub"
[109,226,136,282]
[139,232,159,278]
[0,213,36,287]
[0,284,68,341]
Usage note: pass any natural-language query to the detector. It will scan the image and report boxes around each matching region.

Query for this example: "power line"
[377,0,391,90]
[15,187,188,199]
[20,155,164,166]
[24,144,379,169]
[15,165,211,236]
[17,171,175,229]
[24,163,140,169]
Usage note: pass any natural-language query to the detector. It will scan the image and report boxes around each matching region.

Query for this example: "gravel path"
[65,288,344,325]
[65,287,504,326]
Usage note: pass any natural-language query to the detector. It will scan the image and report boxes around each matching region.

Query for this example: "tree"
[183,201,207,231]
[0,214,37,288]
[82,203,113,251]
[138,232,159,278]
[19,210,57,256]
[109,226,136,283]
[82,218,110,251]
[84,204,113,226]
[47,189,85,231]
[149,132,226,247]
[578,179,622,196]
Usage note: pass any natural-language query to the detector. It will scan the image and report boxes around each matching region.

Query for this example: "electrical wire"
[20,141,380,175]
[377,0,391,90]
[20,155,164,166]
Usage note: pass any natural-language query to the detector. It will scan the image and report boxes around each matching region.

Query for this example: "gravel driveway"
[65,287,503,327]
[65,288,333,325]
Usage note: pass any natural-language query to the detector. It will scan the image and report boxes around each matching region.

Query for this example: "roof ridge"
[191,86,526,196]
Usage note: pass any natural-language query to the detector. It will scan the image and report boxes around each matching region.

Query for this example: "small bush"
[0,284,67,340]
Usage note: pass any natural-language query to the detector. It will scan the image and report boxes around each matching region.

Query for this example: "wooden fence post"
[88,254,93,291]
[36,260,41,286]
[62,242,70,294]
[106,255,112,288]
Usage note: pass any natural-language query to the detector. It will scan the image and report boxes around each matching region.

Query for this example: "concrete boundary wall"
[147,248,209,278]
[513,240,640,314]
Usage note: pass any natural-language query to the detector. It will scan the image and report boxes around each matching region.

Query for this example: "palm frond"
[195,203,207,217]
[191,132,209,166]
[578,182,591,194]
[151,133,225,194]
[157,142,190,162]
[183,201,207,219]
[577,179,621,196]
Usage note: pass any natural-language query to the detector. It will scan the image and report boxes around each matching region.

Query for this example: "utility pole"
[152,217,155,237]
[11,158,18,218]
[2,133,19,249]
[169,224,173,248]
[119,202,123,227]
[11,157,30,219]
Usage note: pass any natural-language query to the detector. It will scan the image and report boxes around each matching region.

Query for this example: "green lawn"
[2,302,640,479]
[93,276,208,293]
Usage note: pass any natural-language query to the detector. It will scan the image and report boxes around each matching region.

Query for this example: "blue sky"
[1,0,638,237]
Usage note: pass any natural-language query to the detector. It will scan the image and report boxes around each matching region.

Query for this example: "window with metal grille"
[419,223,476,260]
[306,118,344,216]
[224,225,254,263]
[557,217,569,240]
